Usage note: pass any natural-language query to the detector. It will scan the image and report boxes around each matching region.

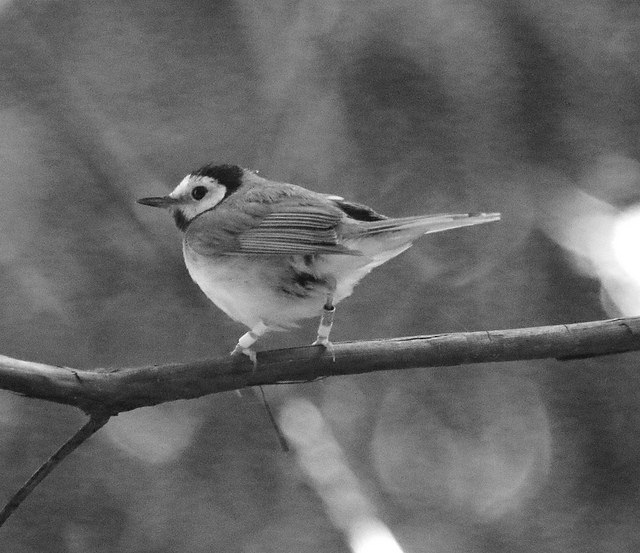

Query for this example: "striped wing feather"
[238,210,358,255]
[187,203,360,256]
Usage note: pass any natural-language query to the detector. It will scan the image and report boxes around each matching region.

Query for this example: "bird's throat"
[172,208,190,232]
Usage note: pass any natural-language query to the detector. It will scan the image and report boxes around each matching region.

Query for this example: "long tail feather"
[356,212,500,237]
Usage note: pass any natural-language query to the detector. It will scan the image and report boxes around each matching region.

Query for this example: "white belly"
[183,244,327,330]
[182,239,411,331]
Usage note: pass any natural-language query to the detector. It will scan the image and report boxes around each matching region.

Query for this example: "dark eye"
[191,186,208,200]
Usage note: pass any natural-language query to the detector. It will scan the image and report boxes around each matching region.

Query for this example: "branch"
[1,316,639,528]
[1,317,639,415]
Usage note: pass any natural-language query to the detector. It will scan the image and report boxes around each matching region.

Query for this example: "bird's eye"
[191,186,208,200]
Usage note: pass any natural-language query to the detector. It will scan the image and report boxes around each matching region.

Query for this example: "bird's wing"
[185,201,361,256]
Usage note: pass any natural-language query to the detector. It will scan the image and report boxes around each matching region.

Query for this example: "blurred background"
[1,0,640,551]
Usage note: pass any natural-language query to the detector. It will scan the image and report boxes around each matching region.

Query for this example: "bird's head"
[137,164,246,230]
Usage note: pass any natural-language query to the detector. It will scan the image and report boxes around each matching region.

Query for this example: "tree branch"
[1,317,639,416]
[1,316,639,528]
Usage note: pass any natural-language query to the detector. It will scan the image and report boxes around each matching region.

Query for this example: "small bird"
[138,164,499,364]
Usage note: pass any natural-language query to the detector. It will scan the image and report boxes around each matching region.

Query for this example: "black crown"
[191,164,243,192]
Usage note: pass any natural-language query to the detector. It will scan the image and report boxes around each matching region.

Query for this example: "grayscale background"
[1,1,640,551]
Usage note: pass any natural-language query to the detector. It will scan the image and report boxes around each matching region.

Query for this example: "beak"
[137,195,178,208]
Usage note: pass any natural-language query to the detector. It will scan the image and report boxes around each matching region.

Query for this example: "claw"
[231,344,258,369]
[312,337,336,362]
[231,322,268,370]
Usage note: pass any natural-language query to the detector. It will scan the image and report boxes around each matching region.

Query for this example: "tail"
[341,211,499,260]
[353,212,500,239]
[328,212,499,301]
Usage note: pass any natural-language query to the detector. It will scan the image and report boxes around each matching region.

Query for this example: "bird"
[138,164,500,364]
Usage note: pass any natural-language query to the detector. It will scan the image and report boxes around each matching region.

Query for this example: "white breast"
[183,244,261,327]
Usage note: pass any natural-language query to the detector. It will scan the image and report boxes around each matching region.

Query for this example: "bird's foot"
[312,336,336,362]
[231,323,269,370]
[231,344,258,370]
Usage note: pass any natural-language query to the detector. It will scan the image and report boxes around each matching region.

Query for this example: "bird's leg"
[312,294,336,360]
[231,321,268,368]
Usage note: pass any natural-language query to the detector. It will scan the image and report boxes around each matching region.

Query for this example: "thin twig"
[258,386,289,452]
[0,413,111,528]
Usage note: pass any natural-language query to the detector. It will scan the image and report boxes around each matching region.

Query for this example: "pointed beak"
[137,195,178,208]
